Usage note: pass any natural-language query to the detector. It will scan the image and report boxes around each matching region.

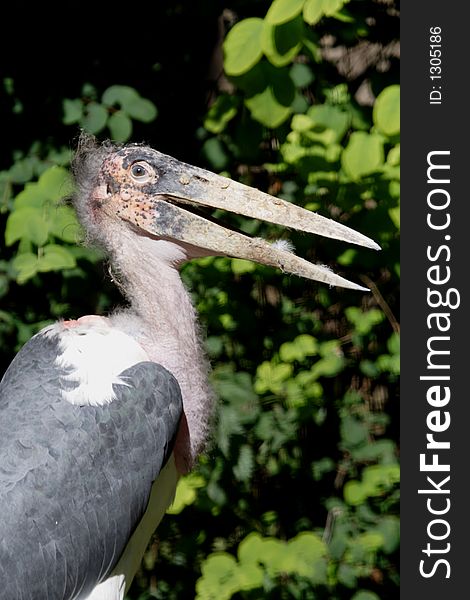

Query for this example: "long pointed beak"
[108,149,379,291]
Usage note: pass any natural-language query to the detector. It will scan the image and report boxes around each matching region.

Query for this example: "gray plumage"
[0,330,182,600]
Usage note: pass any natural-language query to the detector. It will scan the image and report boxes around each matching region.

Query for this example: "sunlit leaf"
[266,0,305,25]
[307,104,350,142]
[12,252,38,284]
[5,208,49,246]
[261,16,304,67]
[245,86,292,128]
[231,258,256,274]
[303,0,325,24]
[342,132,384,179]
[204,95,239,134]
[373,84,400,137]
[48,205,82,243]
[37,244,76,272]
[224,18,264,76]
[344,480,366,505]
[167,474,205,514]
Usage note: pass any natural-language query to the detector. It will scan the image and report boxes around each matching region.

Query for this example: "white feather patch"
[271,239,296,254]
[84,574,125,600]
[46,317,149,406]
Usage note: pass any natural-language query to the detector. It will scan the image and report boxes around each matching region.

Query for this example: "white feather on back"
[44,317,149,406]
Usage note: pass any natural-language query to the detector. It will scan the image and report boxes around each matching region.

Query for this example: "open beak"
[107,148,380,291]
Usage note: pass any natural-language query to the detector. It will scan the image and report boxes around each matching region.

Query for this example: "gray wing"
[0,330,182,600]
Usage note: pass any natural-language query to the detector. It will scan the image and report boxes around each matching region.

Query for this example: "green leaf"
[345,306,384,335]
[353,464,399,501]
[196,553,240,600]
[373,84,400,137]
[81,102,108,134]
[48,205,82,243]
[342,132,384,179]
[344,480,366,506]
[280,334,318,362]
[233,445,254,482]
[389,206,400,229]
[167,473,205,514]
[14,183,49,209]
[201,137,230,171]
[306,104,350,143]
[287,532,327,580]
[354,532,384,553]
[266,0,305,25]
[290,63,314,87]
[337,248,357,266]
[324,0,348,16]
[102,85,139,108]
[363,464,400,486]
[340,415,369,447]
[231,258,256,274]
[236,563,264,591]
[291,113,314,132]
[12,252,39,284]
[303,0,325,24]
[5,208,49,246]
[351,591,381,600]
[351,440,397,464]
[204,95,239,134]
[261,16,304,67]
[360,359,379,377]
[206,336,223,357]
[63,98,83,124]
[303,0,348,24]
[37,244,76,272]
[255,361,293,394]
[37,166,71,203]
[127,97,158,122]
[376,516,400,553]
[387,143,400,166]
[387,332,400,355]
[245,86,292,128]
[103,85,157,122]
[212,369,259,408]
[107,111,133,142]
[224,18,264,76]
[238,532,264,563]
[310,341,344,378]
[8,158,34,184]
[337,563,358,587]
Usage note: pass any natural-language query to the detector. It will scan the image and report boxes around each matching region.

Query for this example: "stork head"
[72,135,379,291]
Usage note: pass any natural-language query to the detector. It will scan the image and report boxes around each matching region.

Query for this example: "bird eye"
[130,162,153,183]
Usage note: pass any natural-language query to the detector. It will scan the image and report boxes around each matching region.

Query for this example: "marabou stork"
[0,135,379,599]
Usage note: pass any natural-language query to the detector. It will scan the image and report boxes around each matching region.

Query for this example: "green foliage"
[4,166,80,283]
[63,84,158,142]
[1,2,399,599]
[196,531,327,599]
[373,85,400,137]
[188,2,399,598]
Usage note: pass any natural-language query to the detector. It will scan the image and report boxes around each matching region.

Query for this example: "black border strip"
[401,4,467,596]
